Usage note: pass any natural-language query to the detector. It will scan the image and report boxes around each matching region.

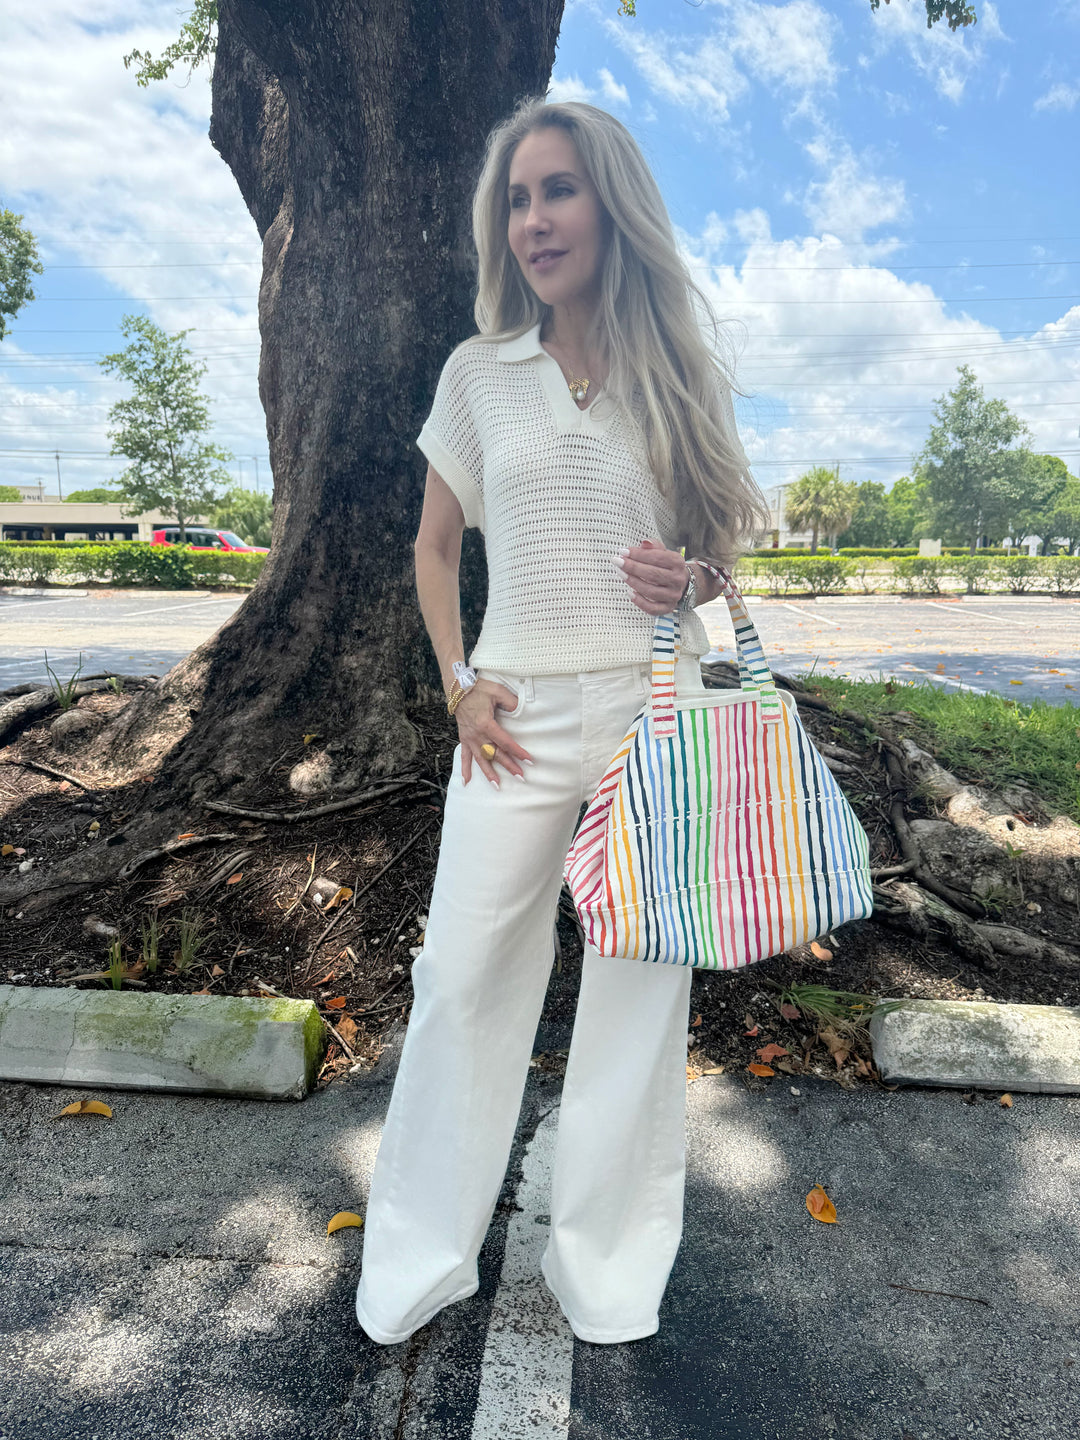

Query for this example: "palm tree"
[784,467,859,554]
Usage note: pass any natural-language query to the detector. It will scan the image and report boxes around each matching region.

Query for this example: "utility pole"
[254,456,261,493]
[54,450,64,501]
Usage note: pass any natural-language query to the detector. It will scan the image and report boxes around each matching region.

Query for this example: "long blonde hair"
[466,96,767,564]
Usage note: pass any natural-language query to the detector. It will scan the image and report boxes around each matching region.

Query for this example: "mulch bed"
[2,680,1077,1094]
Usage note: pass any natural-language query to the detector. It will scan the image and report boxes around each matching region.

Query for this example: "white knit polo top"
[416,319,718,676]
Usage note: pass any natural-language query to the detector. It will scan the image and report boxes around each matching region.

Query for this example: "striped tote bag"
[564,567,873,969]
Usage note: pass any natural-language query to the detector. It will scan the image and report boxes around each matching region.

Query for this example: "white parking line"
[894,663,992,695]
[470,1108,571,1440]
[107,598,242,620]
[779,602,842,629]
[921,602,1026,628]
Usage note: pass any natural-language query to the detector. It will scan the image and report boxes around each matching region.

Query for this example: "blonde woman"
[355,98,767,1347]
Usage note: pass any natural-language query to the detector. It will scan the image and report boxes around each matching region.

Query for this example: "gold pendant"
[569,376,590,402]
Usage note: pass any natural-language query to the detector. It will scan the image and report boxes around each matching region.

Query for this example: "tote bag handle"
[649,564,782,738]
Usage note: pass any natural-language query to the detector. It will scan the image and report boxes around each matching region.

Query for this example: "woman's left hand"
[614,538,689,615]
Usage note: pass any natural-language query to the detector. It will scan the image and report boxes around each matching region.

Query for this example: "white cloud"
[597,68,630,106]
[547,73,595,104]
[861,0,1009,105]
[1034,81,1080,112]
[672,213,1080,487]
[602,23,749,125]
[603,0,837,129]
[0,4,269,492]
[726,0,839,93]
[801,136,907,240]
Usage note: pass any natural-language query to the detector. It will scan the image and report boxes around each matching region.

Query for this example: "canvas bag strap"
[649,562,782,738]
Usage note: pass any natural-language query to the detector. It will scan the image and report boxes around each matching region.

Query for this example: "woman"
[355,97,767,1347]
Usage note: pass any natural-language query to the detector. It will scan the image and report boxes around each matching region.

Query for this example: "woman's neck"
[539,297,599,358]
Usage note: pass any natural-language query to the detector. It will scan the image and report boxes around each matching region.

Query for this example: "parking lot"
[1,588,1078,704]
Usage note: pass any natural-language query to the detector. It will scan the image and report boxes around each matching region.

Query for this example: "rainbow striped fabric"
[564,569,873,969]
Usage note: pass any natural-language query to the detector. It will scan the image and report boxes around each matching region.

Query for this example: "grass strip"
[798,675,1080,823]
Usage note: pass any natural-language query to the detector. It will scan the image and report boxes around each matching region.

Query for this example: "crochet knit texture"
[417,320,728,675]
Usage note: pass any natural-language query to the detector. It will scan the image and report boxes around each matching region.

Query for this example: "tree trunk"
[104,0,564,808]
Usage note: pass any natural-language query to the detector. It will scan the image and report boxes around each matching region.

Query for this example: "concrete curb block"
[0,985,328,1100]
[869,998,1080,1094]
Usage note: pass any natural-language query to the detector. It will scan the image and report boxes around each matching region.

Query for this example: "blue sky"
[2,0,1078,505]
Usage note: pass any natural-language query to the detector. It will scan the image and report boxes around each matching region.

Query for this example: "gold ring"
[480,743,496,760]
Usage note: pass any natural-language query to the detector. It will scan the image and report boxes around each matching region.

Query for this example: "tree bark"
[104,0,564,807]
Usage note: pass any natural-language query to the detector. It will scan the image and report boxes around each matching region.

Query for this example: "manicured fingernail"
[618,547,630,556]
[514,772,526,782]
[489,778,500,789]
[613,556,626,569]
[522,757,535,766]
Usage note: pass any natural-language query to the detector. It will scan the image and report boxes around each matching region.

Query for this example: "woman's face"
[507,127,608,314]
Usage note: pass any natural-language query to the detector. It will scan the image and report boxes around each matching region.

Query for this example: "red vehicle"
[151,526,268,553]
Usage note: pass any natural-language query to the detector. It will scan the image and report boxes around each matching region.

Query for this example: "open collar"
[495,320,544,362]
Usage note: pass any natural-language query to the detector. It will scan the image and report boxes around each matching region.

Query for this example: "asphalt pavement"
[2,589,1078,703]
[2,1020,1078,1440]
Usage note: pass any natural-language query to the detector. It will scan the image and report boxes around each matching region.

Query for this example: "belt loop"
[524,675,535,703]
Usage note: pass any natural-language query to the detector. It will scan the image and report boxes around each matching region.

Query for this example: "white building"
[0,503,204,542]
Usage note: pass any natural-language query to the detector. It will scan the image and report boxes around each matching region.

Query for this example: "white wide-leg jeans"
[354,656,704,1346]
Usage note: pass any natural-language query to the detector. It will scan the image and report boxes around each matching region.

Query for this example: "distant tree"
[883,474,936,546]
[916,366,1032,553]
[100,315,232,543]
[1042,476,1080,555]
[837,481,891,547]
[785,467,859,553]
[1000,453,1070,552]
[211,486,273,547]
[0,208,43,342]
[64,487,124,503]
[0,484,23,502]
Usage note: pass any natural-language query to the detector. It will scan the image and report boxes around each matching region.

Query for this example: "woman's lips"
[531,251,566,271]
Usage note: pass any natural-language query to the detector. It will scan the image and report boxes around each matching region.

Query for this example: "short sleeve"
[416,344,485,531]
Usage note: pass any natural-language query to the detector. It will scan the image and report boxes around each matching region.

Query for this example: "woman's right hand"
[454,679,535,788]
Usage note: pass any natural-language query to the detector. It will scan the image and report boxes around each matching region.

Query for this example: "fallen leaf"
[820,1025,851,1069]
[337,1016,358,1045]
[1,844,13,857]
[325,995,348,1009]
[211,964,225,977]
[190,986,212,995]
[699,1065,725,1076]
[324,886,353,911]
[52,1098,113,1119]
[775,1059,797,1075]
[756,1043,789,1063]
[303,733,321,745]
[747,1062,775,1077]
[1009,679,1024,686]
[743,1011,755,1028]
[226,872,243,885]
[87,820,100,833]
[806,1184,837,1223]
[1000,1093,1013,1108]
[743,1024,760,1037]
[177,832,196,840]
[780,1002,800,1021]
[935,662,945,674]
[310,970,339,987]
[810,940,833,961]
[67,961,146,984]
[690,1012,702,1028]
[326,1210,364,1235]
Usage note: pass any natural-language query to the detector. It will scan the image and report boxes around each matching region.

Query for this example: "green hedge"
[733,553,1080,596]
[0,542,265,588]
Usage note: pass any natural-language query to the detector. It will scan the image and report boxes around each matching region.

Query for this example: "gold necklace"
[544,330,594,402]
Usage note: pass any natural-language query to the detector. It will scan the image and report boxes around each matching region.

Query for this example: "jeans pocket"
[477,669,527,720]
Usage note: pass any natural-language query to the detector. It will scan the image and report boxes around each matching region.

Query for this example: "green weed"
[141,912,162,974]
[43,650,84,709]
[800,675,1080,821]
[173,909,206,975]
